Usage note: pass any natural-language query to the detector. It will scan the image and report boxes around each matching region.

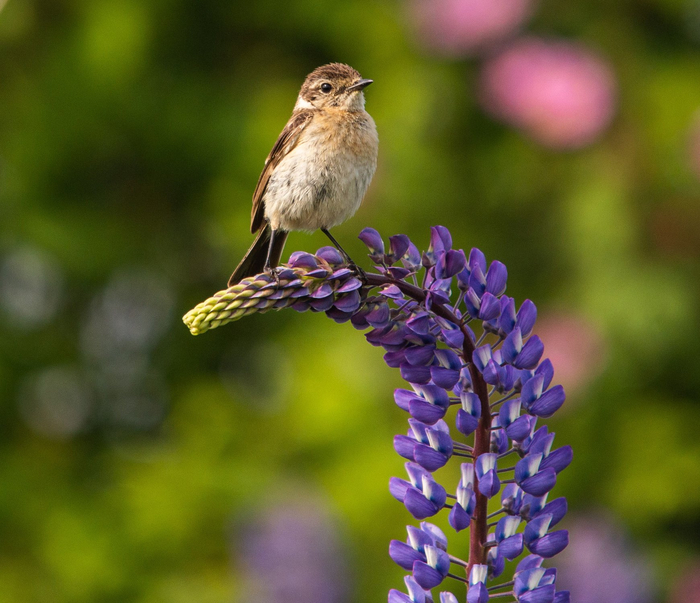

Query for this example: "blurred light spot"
[0,246,64,329]
[236,495,351,603]
[536,313,606,396]
[409,0,536,57]
[82,1,150,83]
[480,37,617,149]
[18,366,93,439]
[219,341,292,413]
[649,201,700,259]
[80,269,174,364]
[97,371,169,431]
[80,269,173,432]
[557,513,656,603]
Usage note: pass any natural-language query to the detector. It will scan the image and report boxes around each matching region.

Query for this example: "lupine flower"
[556,513,655,603]
[480,37,617,149]
[409,0,536,57]
[184,226,572,603]
[238,497,350,603]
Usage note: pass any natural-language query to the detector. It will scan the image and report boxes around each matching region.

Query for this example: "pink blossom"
[535,313,605,396]
[669,561,700,603]
[410,0,536,57]
[480,38,617,148]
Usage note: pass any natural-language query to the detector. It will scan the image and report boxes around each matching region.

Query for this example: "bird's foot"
[264,266,281,286]
[348,262,367,283]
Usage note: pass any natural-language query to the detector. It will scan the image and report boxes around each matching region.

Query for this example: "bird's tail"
[228,225,288,287]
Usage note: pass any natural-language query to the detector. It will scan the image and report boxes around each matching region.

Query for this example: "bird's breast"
[264,111,378,232]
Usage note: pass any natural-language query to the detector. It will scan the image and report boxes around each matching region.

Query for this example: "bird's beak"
[347,78,373,92]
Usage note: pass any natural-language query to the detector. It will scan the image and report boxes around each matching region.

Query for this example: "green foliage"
[1,0,699,600]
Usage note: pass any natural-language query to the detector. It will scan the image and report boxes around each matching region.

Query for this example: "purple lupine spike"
[183,226,573,603]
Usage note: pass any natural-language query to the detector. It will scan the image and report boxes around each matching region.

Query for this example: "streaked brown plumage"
[228,63,378,286]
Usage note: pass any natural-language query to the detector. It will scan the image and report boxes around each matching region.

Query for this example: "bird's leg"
[321,228,365,280]
[264,229,283,285]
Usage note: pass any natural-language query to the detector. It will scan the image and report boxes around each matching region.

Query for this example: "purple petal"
[412,560,445,590]
[540,446,573,474]
[456,409,479,436]
[402,241,422,270]
[448,503,471,532]
[477,469,501,498]
[388,590,414,603]
[404,489,439,520]
[430,366,460,389]
[389,477,410,502]
[385,350,406,368]
[520,468,557,497]
[414,445,449,471]
[527,530,569,558]
[498,296,517,334]
[466,582,489,603]
[389,234,410,262]
[472,344,493,372]
[389,540,425,570]
[533,498,567,526]
[288,251,318,269]
[554,591,570,603]
[358,227,384,254]
[529,385,566,418]
[365,303,391,327]
[468,248,486,273]
[316,246,344,265]
[325,307,354,323]
[406,312,431,335]
[502,328,523,364]
[441,326,464,349]
[430,226,453,254]
[498,533,525,560]
[535,359,554,390]
[517,300,538,337]
[336,277,362,293]
[478,292,501,321]
[333,290,362,312]
[395,388,418,412]
[405,345,436,366]
[408,399,447,424]
[519,585,556,603]
[515,335,544,370]
[436,249,466,279]
[486,261,508,296]
[309,295,335,311]
[394,435,417,461]
[401,363,432,385]
[506,415,537,442]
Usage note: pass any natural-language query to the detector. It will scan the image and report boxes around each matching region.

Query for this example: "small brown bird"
[228,63,378,286]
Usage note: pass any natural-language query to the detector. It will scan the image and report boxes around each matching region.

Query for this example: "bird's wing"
[250,109,314,233]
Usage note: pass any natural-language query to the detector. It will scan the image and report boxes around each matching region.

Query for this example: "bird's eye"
[320,83,332,94]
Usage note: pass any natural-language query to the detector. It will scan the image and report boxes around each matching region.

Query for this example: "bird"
[228,62,378,286]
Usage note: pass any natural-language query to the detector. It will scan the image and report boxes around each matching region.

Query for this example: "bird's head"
[295,63,373,112]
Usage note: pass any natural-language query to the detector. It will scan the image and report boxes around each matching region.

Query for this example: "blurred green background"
[1,0,700,601]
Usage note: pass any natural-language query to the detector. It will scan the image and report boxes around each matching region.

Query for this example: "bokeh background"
[1,0,699,601]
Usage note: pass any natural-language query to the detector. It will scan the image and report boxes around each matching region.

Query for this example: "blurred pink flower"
[669,561,700,603]
[536,313,605,395]
[480,38,617,148]
[409,0,536,57]
[557,513,656,603]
